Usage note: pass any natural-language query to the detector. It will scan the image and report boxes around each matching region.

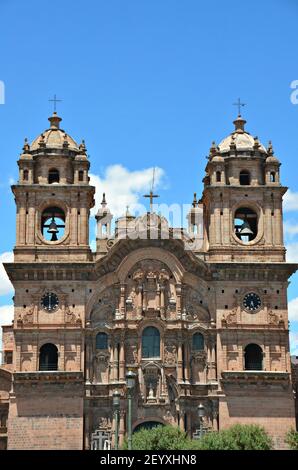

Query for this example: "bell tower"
[202,114,285,262]
[14,112,95,261]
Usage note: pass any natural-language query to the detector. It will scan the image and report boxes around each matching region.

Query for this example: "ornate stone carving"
[191,350,207,365]
[164,342,177,365]
[222,307,237,327]
[183,286,209,321]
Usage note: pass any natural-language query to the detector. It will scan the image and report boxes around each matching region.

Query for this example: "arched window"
[41,206,65,242]
[96,332,108,349]
[234,207,258,243]
[39,343,58,371]
[142,327,160,358]
[270,172,276,183]
[244,343,263,370]
[48,168,60,184]
[23,169,29,181]
[192,332,204,351]
[239,170,250,185]
[78,170,84,182]
[216,171,221,182]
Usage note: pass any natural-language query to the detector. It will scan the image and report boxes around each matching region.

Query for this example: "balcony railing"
[39,363,58,371]
[245,363,263,371]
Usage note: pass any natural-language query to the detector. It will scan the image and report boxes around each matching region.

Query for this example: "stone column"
[178,409,185,431]
[176,284,182,317]
[120,284,126,316]
[113,342,119,381]
[80,207,88,245]
[119,410,126,447]
[70,206,78,245]
[210,339,216,380]
[119,336,125,382]
[19,205,26,245]
[177,340,183,382]
[110,344,114,382]
[184,341,190,382]
[27,204,35,244]
[215,206,221,244]
[137,283,143,315]
[160,285,165,317]
[84,408,90,450]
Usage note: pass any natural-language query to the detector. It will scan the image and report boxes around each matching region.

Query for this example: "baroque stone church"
[0,110,296,450]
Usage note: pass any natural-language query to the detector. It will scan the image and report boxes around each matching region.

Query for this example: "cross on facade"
[143,168,159,212]
[49,94,62,112]
[233,98,246,116]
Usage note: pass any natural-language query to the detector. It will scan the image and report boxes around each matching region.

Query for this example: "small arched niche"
[39,343,58,371]
[244,343,263,371]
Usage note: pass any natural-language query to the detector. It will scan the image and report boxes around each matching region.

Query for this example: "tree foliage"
[122,425,190,450]
[285,429,298,450]
[192,424,273,450]
[122,424,273,450]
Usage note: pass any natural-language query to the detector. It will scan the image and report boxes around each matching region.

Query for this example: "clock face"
[243,292,261,312]
[41,292,59,312]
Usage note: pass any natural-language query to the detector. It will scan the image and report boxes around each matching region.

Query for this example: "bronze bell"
[239,220,254,236]
[47,217,59,241]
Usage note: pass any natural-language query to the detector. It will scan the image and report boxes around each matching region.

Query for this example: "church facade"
[0,111,296,449]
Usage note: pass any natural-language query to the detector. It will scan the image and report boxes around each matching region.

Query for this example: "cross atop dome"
[232,98,247,132]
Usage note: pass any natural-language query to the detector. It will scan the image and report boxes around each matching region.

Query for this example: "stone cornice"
[13,371,84,384]
[208,262,298,281]
[221,370,290,384]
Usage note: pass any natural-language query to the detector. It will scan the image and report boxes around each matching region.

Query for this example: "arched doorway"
[39,343,58,371]
[133,421,164,433]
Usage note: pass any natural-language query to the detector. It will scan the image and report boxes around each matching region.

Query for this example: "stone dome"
[30,112,79,151]
[218,115,266,153]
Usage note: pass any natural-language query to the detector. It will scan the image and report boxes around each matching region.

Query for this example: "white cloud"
[284,221,298,238]
[0,252,14,296]
[0,304,14,357]
[89,165,165,218]
[289,297,298,322]
[286,242,298,262]
[284,190,298,212]
[290,331,298,356]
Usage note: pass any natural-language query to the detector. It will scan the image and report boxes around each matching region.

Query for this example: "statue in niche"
[164,342,177,365]
[92,352,109,383]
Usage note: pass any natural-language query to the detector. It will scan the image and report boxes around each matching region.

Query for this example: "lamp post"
[126,370,136,450]
[113,390,121,450]
[198,403,205,439]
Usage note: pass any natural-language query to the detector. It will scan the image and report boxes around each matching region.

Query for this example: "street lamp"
[198,403,205,439]
[113,390,121,450]
[126,370,136,450]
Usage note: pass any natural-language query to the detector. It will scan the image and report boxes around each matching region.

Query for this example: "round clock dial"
[243,292,261,312]
[41,292,59,312]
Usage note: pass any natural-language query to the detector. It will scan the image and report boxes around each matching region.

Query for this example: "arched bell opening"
[48,168,60,184]
[41,206,65,242]
[234,207,258,243]
[239,170,251,186]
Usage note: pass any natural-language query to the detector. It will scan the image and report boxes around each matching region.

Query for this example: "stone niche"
[125,260,176,319]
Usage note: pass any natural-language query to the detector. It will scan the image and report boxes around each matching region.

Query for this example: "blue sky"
[1,0,298,352]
